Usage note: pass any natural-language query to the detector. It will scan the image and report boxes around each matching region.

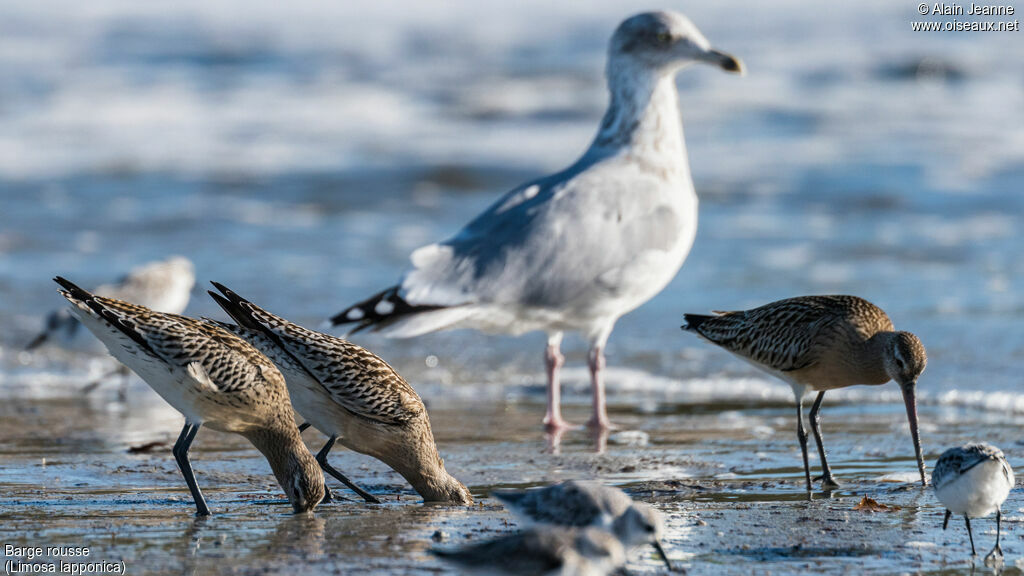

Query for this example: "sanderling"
[432,526,625,576]
[328,11,743,432]
[682,295,928,491]
[55,276,324,516]
[208,282,472,505]
[933,442,1014,561]
[493,480,674,571]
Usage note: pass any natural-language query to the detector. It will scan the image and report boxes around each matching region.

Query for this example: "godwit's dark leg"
[172,423,210,517]
[795,397,812,493]
[965,516,977,556]
[315,436,379,504]
[943,509,951,529]
[809,391,839,489]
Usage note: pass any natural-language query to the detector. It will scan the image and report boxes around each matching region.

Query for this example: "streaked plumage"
[682,295,928,491]
[328,11,744,432]
[432,526,626,576]
[54,276,324,516]
[934,443,1014,560]
[207,282,473,505]
[493,480,673,570]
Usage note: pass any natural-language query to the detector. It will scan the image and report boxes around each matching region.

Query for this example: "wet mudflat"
[2,385,1022,575]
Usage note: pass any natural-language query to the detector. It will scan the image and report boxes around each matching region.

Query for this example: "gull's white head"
[609,11,743,76]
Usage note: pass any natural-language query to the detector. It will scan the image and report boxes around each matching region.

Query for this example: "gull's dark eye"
[656,32,672,45]
[645,524,656,533]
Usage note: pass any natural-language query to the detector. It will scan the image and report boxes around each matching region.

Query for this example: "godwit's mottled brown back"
[220,295,424,425]
[71,294,285,400]
[684,295,894,373]
[208,282,473,504]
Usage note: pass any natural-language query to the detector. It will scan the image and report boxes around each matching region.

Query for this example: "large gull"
[329,11,743,431]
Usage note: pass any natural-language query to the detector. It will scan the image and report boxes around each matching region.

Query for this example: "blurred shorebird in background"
[28,256,195,398]
[682,295,928,492]
[933,443,1014,563]
[432,526,625,576]
[208,282,473,505]
[328,11,743,433]
[54,277,324,516]
[493,480,675,571]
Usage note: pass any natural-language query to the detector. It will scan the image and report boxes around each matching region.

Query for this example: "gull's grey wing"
[399,155,689,310]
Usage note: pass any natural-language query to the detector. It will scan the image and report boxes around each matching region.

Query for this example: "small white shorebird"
[492,480,674,571]
[933,443,1014,561]
[328,11,743,432]
[29,256,195,396]
[207,282,473,505]
[682,295,928,491]
[54,277,325,516]
[432,526,625,576]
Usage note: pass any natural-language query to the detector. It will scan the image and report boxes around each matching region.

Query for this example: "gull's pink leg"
[543,333,570,431]
[587,346,611,430]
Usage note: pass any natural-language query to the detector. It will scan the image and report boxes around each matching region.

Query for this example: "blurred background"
[0,0,1022,411]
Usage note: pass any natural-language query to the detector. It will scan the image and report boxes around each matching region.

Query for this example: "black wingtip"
[54,276,90,298]
[209,280,239,301]
[681,313,713,332]
[327,310,348,327]
[328,285,444,330]
[206,285,261,331]
[207,290,233,312]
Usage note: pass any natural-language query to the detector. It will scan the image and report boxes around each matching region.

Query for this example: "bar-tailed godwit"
[208,282,473,505]
[682,295,928,491]
[55,276,324,516]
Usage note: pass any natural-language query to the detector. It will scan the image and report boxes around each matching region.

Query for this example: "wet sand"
[1,383,1022,575]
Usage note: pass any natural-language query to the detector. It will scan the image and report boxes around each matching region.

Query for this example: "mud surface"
[2,386,1023,575]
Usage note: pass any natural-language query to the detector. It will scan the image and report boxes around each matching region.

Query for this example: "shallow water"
[1,1,1022,574]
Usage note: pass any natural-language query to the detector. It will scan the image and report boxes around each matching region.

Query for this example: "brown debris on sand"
[853,496,901,512]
